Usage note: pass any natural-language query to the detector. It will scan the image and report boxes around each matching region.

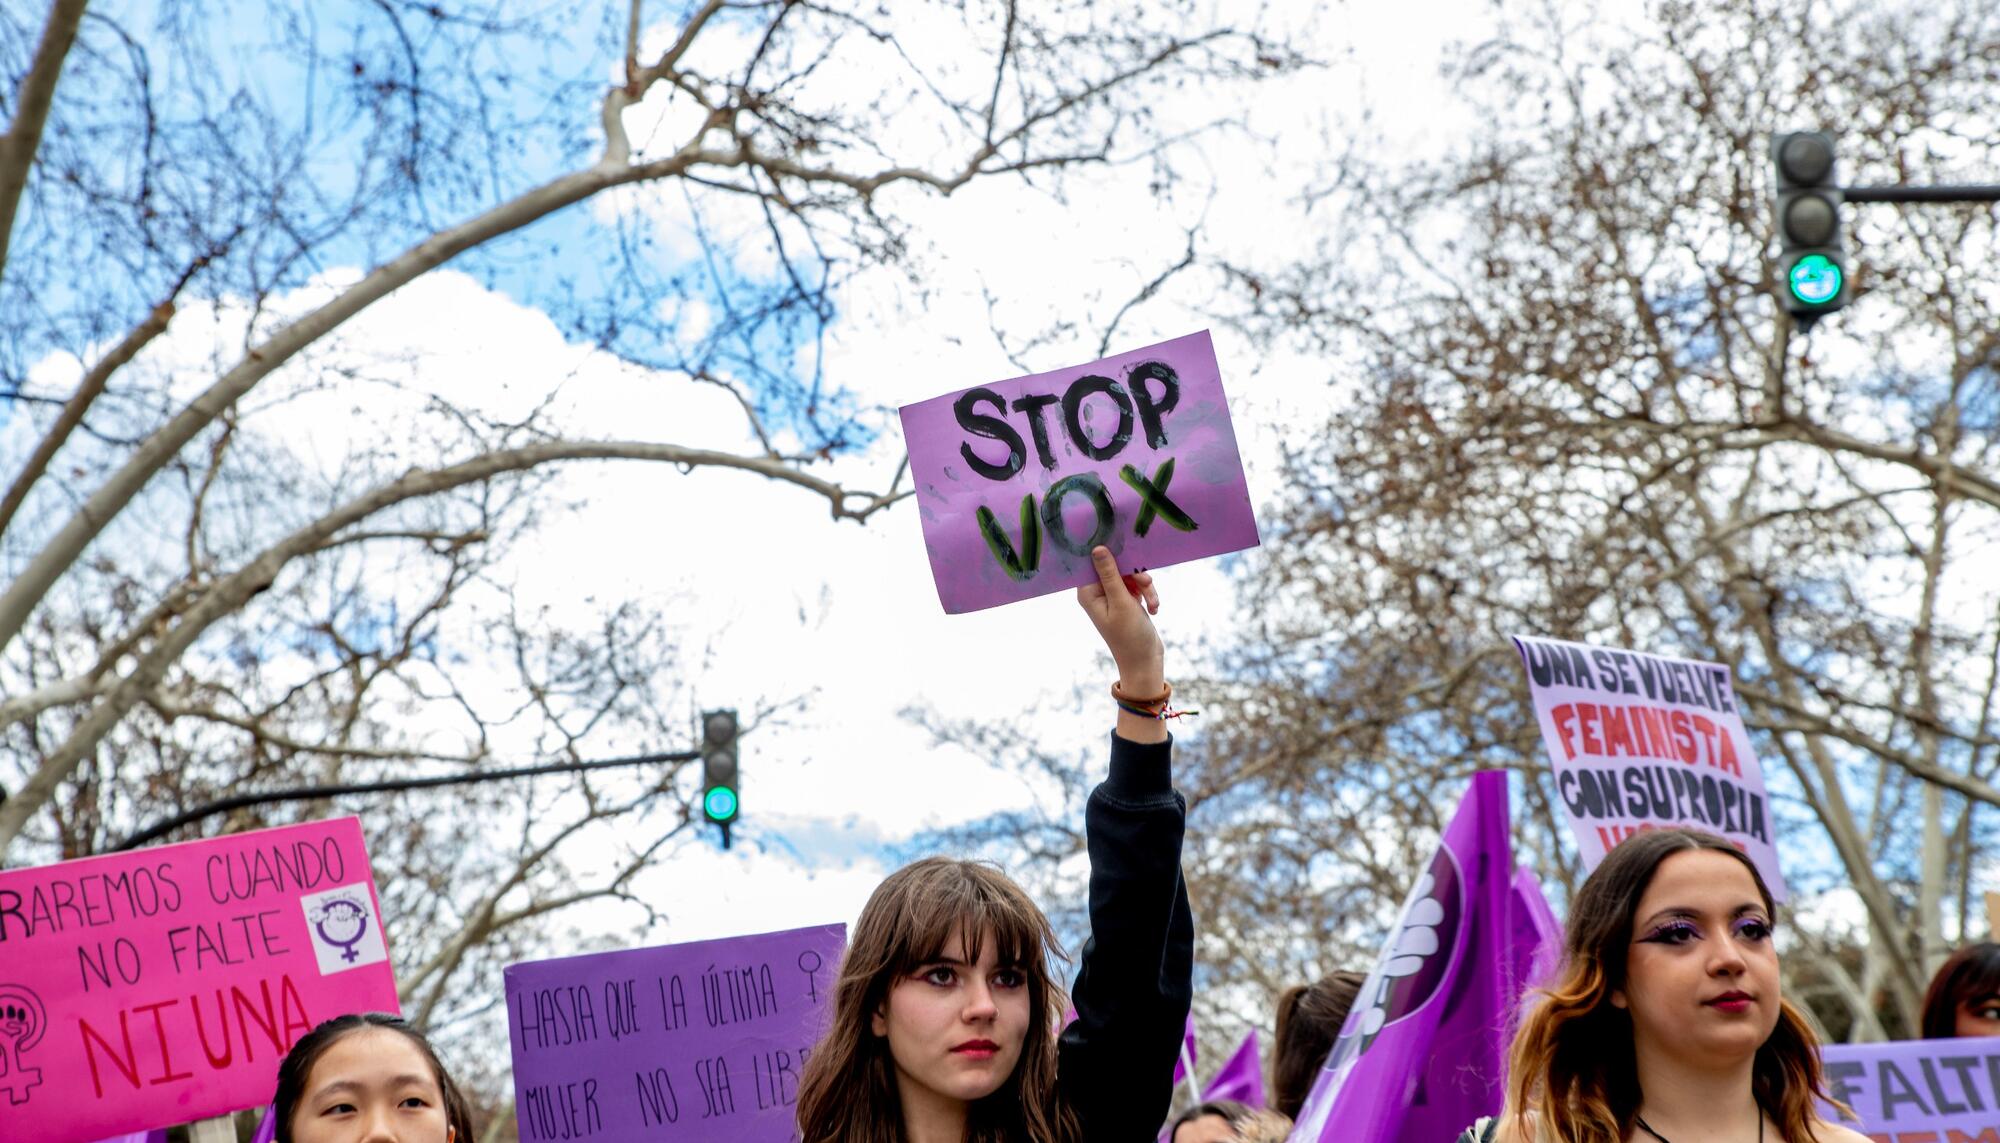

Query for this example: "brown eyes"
[919,965,1027,988]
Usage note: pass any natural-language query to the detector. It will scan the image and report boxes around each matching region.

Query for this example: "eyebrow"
[312,1075,437,1099]
[1637,904,1766,929]
[915,955,1025,969]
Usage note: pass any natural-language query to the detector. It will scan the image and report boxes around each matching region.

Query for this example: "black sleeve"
[1056,731,1194,1142]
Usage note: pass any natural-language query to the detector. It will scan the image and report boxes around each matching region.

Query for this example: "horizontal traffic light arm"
[114,748,701,851]
[1845,184,2000,204]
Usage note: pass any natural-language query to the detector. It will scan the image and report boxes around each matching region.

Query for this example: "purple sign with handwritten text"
[898,330,1261,613]
[504,923,845,1143]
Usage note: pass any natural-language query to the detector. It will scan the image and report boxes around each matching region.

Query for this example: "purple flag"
[1287,771,1518,1142]
[87,1134,167,1143]
[1202,1031,1265,1108]
[1509,866,1563,996]
[251,1108,277,1143]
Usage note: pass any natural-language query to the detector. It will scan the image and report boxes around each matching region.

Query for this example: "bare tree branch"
[0,0,88,289]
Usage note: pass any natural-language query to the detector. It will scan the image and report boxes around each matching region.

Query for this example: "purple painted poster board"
[1821,1037,2000,1141]
[504,923,844,1143]
[898,330,1261,614]
[0,817,398,1143]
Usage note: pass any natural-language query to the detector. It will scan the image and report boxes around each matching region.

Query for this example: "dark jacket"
[1056,732,1194,1142]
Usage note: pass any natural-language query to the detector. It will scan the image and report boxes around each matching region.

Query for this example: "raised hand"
[1076,545,1166,711]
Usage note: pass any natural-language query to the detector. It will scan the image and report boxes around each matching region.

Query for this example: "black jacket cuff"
[1105,731,1174,801]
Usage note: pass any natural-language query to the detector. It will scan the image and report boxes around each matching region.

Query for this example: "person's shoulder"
[1811,1121,1875,1143]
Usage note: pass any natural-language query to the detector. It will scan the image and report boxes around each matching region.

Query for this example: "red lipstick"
[1705,990,1753,1013]
[952,1039,1000,1058]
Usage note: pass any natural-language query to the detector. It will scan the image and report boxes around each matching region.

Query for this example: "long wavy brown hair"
[795,857,1080,1143]
[1500,828,1842,1143]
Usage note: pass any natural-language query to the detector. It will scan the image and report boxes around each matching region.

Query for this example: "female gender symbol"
[0,984,47,1106]
[313,898,371,964]
[797,950,824,1003]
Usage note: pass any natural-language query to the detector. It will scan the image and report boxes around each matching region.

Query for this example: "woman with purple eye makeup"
[1458,828,1869,1143]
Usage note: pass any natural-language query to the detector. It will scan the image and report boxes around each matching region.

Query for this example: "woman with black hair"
[271,1012,474,1143]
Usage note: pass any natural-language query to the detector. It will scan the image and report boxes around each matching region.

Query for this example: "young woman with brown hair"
[794,545,1193,1143]
[1467,828,1868,1143]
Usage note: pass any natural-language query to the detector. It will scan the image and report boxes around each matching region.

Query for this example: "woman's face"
[290,1028,454,1143]
[1613,849,1780,1067]
[871,927,1032,1109]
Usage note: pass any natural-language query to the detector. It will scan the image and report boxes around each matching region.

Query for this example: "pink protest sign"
[898,330,1261,613]
[1510,635,1789,900]
[504,922,845,1143]
[0,817,398,1143]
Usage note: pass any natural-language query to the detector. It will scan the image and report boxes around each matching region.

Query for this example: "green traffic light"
[1788,254,1844,306]
[704,786,738,822]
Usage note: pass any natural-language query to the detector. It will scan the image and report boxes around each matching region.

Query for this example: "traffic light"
[700,709,738,842]
[1772,131,1848,324]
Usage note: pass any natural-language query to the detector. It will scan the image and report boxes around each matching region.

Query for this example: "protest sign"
[1822,1037,2000,1142]
[1510,634,1789,901]
[898,330,1261,614]
[504,922,844,1143]
[0,817,397,1143]
[1289,771,1527,1142]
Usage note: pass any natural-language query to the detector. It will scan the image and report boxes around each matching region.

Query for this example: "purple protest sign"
[1819,1037,2000,1142]
[1288,772,1518,1143]
[1509,634,1789,901]
[898,330,1260,614]
[504,923,843,1143]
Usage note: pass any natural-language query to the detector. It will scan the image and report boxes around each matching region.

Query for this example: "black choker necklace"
[1633,1113,1764,1143]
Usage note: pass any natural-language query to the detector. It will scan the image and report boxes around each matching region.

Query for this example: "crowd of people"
[263,551,2000,1143]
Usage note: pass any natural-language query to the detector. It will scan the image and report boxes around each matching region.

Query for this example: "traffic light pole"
[1844,185,2000,204]
[112,749,699,851]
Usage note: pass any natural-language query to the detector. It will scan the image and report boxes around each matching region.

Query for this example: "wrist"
[1113,663,1165,694]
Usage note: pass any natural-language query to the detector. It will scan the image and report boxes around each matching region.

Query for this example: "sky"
[30,0,1945,1059]
[13,1,1976,1102]
[514,0,1499,945]
[84,0,1499,954]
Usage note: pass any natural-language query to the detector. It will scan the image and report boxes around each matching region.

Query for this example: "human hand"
[1075,545,1164,692]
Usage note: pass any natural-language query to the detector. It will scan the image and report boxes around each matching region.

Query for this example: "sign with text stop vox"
[898,330,1261,613]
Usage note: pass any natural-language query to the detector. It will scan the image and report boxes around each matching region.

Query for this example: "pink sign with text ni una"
[0,817,398,1143]
[899,330,1261,613]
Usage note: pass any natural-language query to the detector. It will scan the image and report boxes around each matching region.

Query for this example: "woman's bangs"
[896,867,1049,975]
